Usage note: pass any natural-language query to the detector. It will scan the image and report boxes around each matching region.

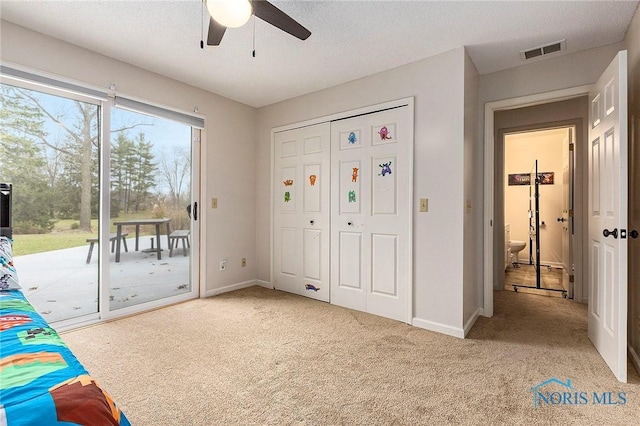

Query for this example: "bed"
[0,236,130,425]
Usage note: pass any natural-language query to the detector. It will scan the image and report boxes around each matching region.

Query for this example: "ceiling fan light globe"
[207,0,252,28]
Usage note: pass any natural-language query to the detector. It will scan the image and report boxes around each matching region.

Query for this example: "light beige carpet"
[62,286,639,425]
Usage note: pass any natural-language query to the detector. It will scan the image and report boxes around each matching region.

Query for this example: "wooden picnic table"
[113,218,171,262]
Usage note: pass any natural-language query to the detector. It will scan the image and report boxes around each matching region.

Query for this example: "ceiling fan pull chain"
[200,0,205,49]
[252,15,256,58]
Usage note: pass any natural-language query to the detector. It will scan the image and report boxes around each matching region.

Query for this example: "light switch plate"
[420,198,428,212]
[212,198,218,209]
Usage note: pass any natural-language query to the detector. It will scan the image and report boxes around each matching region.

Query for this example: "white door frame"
[483,85,591,317]
[270,97,415,323]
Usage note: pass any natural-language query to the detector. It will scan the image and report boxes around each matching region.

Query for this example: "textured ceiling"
[1,1,638,107]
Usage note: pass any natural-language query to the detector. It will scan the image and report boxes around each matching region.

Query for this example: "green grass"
[11,233,95,256]
[11,211,169,256]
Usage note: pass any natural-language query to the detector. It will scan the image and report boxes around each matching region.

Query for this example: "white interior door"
[330,107,412,322]
[588,50,628,382]
[273,123,330,302]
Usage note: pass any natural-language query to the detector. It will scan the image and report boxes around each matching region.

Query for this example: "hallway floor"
[504,263,566,298]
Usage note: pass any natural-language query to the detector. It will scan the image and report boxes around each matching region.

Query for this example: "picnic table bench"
[168,230,190,257]
[86,233,128,264]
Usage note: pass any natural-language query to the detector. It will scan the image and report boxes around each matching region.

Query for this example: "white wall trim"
[198,128,208,300]
[483,85,592,318]
[463,308,483,337]
[405,98,415,324]
[412,317,465,339]
[203,280,258,298]
[271,97,415,134]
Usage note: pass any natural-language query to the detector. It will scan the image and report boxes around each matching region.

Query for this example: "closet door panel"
[274,123,330,301]
[331,106,412,322]
[371,233,398,297]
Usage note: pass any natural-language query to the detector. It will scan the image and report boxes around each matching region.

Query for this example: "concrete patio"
[15,235,190,323]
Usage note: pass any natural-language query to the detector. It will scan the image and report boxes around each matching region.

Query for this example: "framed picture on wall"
[508,172,554,186]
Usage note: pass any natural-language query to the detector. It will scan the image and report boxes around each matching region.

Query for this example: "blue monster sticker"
[378,161,392,176]
[305,284,320,292]
[348,132,357,144]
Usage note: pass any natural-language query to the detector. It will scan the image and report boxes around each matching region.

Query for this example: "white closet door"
[273,123,330,302]
[330,107,412,322]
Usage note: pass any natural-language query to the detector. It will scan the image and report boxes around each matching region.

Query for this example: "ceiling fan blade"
[207,16,227,46]
[252,0,311,41]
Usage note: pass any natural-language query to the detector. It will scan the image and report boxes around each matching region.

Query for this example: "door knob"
[603,228,618,239]
[557,217,566,222]
[310,220,314,225]
[631,230,639,239]
[347,222,352,226]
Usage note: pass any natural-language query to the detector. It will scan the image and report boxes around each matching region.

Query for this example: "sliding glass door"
[107,106,196,312]
[1,69,201,327]
[0,82,101,324]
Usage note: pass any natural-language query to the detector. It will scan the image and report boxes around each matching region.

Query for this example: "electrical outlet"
[211,198,218,209]
[420,198,428,212]
[241,258,247,267]
[219,259,227,271]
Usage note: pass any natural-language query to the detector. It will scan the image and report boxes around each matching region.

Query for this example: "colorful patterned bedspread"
[0,291,130,425]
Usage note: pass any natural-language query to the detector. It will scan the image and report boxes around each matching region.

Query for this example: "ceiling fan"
[204,0,311,47]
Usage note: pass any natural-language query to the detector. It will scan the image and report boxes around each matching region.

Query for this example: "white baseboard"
[256,280,273,289]
[412,317,465,339]
[463,308,482,337]
[203,280,258,298]
[629,345,640,376]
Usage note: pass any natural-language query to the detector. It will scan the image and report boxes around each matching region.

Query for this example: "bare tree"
[5,86,153,231]
[159,147,191,205]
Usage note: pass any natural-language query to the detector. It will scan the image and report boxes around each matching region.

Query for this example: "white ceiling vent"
[520,39,566,61]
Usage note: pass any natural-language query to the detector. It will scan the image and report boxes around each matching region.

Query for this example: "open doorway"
[503,127,575,299]
[489,95,589,307]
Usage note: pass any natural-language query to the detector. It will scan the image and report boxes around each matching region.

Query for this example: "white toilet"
[509,240,527,267]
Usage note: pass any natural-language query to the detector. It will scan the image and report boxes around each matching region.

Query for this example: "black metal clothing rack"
[513,161,566,297]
